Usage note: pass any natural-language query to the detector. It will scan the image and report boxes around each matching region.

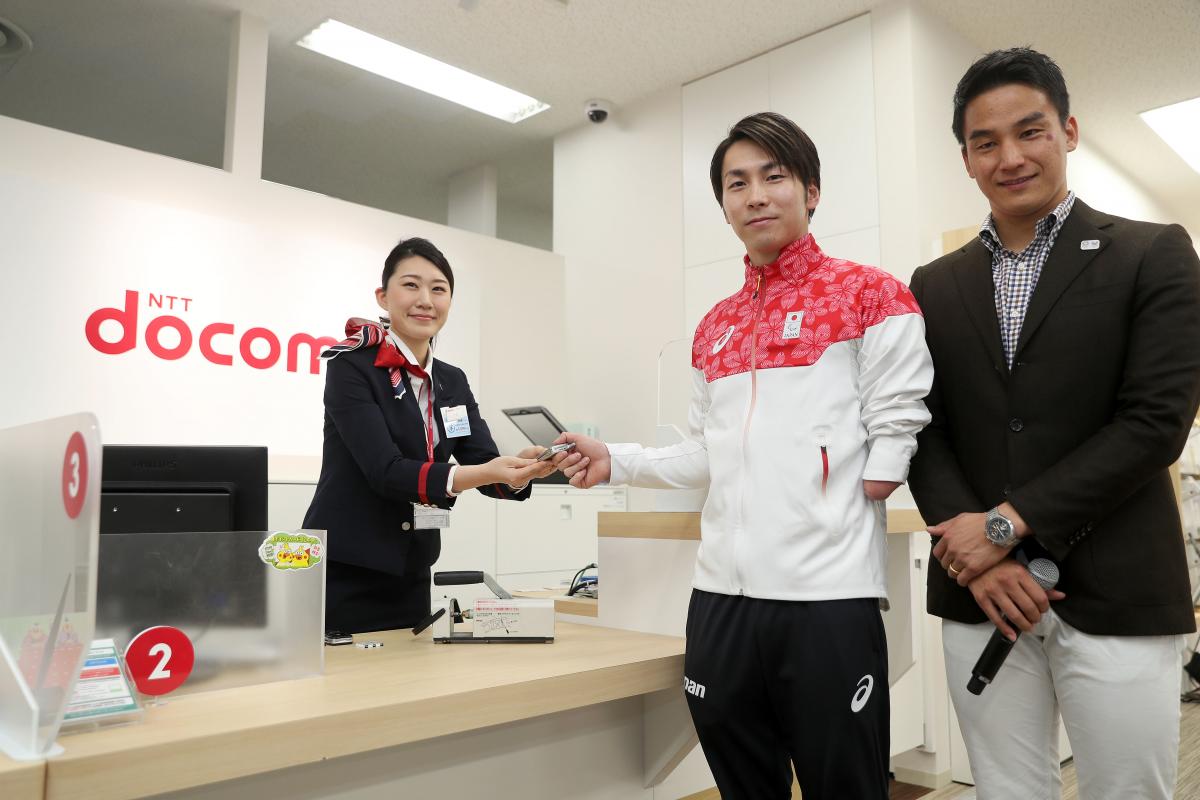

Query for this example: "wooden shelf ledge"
[599,509,927,540]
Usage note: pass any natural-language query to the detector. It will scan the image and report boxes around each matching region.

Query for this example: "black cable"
[566,563,597,597]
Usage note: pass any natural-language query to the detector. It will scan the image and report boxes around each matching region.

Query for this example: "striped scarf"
[321,317,429,390]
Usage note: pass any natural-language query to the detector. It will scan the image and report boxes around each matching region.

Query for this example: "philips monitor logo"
[130,458,178,471]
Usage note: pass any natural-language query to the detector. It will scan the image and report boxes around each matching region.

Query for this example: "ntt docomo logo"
[85,290,338,374]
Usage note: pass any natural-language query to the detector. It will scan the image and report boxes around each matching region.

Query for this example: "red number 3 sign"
[62,431,88,519]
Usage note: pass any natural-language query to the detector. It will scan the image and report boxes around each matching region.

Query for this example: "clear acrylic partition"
[92,530,325,696]
[655,337,707,512]
[0,413,101,760]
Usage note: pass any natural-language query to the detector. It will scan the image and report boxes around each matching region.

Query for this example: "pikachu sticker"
[259,532,323,572]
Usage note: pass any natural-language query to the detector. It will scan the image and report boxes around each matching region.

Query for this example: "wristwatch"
[985,507,1018,548]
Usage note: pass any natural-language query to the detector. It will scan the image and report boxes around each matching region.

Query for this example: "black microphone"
[967,557,1060,695]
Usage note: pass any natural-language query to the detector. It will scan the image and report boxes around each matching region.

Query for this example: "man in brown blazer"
[908,47,1200,799]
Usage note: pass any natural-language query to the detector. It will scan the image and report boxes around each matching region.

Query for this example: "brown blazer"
[908,200,1200,636]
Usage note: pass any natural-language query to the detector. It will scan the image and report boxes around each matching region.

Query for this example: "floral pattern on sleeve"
[691,235,921,382]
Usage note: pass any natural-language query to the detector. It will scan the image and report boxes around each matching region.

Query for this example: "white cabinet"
[267,481,316,531]
[497,486,627,577]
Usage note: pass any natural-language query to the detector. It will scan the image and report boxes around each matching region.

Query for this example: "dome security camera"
[584,99,612,124]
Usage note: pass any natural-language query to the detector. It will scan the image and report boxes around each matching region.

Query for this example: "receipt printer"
[419,571,554,644]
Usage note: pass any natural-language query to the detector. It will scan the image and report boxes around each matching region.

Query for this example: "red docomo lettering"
[85,290,338,374]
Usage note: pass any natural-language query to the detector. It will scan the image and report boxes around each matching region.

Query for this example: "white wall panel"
[770,14,880,241]
[553,86,686,445]
[683,255,744,333]
[681,56,771,269]
[816,226,883,273]
[681,14,879,300]
[1069,142,1176,225]
[0,115,564,472]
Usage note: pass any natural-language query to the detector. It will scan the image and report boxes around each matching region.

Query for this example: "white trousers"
[943,612,1184,800]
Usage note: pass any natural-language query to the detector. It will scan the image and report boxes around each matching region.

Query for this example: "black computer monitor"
[99,445,267,534]
[97,445,269,636]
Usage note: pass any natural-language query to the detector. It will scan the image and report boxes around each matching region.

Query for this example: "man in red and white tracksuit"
[556,112,933,799]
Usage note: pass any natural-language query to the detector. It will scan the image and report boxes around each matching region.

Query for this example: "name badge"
[782,310,804,340]
[412,504,450,530]
[1080,239,1100,250]
[440,405,470,438]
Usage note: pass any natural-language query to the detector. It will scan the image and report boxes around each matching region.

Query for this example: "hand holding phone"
[536,442,576,462]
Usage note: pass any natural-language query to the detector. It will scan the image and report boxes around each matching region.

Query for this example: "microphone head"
[1027,558,1060,590]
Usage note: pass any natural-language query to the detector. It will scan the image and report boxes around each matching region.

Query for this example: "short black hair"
[709,112,820,219]
[952,47,1070,146]
[381,237,454,295]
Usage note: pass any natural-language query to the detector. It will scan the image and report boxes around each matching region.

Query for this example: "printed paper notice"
[472,600,521,637]
[62,638,140,722]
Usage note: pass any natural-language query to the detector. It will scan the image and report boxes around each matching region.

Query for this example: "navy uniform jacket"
[909,200,1200,636]
[302,344,530,578]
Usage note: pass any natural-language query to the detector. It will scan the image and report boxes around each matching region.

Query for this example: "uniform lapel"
[390,369,427,436]
[951,238,1008,373]
[1014,200,1113,359]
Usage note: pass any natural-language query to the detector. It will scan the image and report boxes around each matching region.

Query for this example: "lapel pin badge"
[1080,239,1100,250]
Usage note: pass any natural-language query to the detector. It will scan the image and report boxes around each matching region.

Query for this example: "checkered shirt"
[979,191,1077,368]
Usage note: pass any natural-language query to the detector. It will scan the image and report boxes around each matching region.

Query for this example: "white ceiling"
[0,0,1196,236]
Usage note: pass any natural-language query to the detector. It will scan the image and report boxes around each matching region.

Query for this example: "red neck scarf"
[322,317,429,391]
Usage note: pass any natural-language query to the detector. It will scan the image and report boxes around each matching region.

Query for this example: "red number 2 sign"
[125,626,195,696]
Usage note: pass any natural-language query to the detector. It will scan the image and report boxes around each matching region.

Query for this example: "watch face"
[987,515,1014,544]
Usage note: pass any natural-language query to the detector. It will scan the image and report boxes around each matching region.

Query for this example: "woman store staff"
[303,237,554,633]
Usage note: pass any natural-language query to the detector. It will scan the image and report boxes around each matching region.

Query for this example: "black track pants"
[682,590,890,800]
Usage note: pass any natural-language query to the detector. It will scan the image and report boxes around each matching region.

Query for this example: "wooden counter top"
[46,623,684,800]
[512,590,599,617]
[599,509,927,539]
[0,754,44,800]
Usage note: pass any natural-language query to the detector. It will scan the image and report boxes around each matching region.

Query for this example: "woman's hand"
[453,455,552,493]
[485,455,552,487]
[512,448,557,483]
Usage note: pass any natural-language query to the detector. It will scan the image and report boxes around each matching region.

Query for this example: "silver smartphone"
[536,442,576,462]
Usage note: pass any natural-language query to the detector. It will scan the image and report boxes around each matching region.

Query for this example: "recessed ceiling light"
[1140,96,1200,175]
[297,19,549,124]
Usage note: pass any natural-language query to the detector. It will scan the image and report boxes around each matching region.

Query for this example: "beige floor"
[923,700,1200,799]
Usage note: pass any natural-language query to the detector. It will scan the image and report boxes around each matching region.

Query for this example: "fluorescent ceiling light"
[298,19,549,124]
[1140,96,1200,175]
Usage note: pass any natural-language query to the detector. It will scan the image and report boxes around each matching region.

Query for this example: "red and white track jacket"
[609,235,933,601]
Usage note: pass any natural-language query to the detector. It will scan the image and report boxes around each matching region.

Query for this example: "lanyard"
[397,371,437,507]
[394,372,435,463]
[420,382,435,463]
